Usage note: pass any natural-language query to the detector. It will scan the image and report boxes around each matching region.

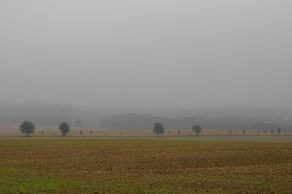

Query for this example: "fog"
[1,0,292,121]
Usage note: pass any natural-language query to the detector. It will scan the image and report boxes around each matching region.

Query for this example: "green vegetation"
[19,121,35,137]
[192,125,202,136]
[58,122,70,137]
[1,139,292,193]
[153,123,164,136]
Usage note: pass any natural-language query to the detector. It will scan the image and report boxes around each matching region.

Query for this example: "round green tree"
[153,123,164,136]
[59,122,70,137]
[20,121,35,137]
[192,125,202,136]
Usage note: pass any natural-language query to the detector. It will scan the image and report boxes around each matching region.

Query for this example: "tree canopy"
[20,121,35,137]
[153,123,164,136]
[59,122,70,136]
[192,125,202,136]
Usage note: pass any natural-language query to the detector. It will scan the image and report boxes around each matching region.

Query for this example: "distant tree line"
[101,114,292,131]
[19,120,204,137]
[0,103,73,126]
[19,119,288,138]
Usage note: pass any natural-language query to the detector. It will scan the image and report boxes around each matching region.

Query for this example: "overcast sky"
[0,0,291,110]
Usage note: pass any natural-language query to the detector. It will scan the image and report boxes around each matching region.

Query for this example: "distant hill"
[0,102,73,126]
[1,102,292,131]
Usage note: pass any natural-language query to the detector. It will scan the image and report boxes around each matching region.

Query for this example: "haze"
[1,0,291,111]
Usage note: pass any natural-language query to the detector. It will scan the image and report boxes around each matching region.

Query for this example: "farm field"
[1,138,292,193]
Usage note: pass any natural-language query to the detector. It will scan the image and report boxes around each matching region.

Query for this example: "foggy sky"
[0,0,291,110]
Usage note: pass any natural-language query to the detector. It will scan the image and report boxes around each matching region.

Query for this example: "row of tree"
[153,123,202,136]
[20,121,203,137]
[20,121,70,137]
[229,129,283,135]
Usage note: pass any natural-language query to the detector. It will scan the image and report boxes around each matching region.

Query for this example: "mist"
[1,0,292,115]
